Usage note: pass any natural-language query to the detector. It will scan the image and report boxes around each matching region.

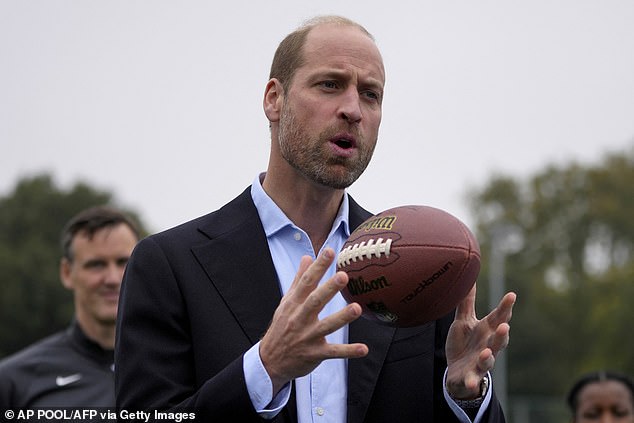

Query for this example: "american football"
[337,205,480,327]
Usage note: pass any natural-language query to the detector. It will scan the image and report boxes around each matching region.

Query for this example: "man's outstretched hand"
[259,248,369,395]
[445,285,516,399]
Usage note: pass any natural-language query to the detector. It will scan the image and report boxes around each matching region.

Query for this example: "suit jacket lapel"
[347,198,396,423]
[191,188,281,344]
[192,189,299,422]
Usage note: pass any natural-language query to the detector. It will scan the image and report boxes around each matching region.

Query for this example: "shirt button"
[315,407,325,416]
[294,232,302,241]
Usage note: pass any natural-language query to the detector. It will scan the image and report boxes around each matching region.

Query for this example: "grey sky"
[2,0,633,232]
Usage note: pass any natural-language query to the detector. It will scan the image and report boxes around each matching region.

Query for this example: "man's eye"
[320,81,338,89]
[116,258,130,268]
[362,90,379,101]
[615,409,632,417]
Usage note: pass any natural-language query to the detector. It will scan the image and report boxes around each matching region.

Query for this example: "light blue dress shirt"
[243,173,491,423]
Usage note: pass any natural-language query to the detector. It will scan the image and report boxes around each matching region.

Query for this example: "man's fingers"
[287,255,314,292]
[488,323,510,355]
[286,249,357,333]
[288,248,337,302]
[499,292,517,315]
[454,284,477,320]
[311,301,362,338]
[479,349,495,375]
[486,291,516,328]
[322,342,369,360]
[302,271,348,313]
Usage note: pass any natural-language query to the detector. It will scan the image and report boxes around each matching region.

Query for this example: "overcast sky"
[2,0,633,233]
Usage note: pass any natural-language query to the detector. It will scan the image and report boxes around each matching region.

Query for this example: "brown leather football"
[337,205,480,327]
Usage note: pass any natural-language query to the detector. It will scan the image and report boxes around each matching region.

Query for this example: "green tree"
[0,174,145,358]
[469,146,634,417]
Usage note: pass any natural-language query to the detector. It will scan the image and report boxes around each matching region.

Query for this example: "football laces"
[337,238,393,268]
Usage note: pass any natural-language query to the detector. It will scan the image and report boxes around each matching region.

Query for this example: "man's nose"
[104,262,124,285]
[338,88,362,123]
[598,412,615,423]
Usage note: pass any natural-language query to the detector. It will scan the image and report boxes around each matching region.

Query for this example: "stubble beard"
[277,104,376,189]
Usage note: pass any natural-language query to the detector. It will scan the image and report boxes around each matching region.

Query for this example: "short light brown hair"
[268,15,375,92]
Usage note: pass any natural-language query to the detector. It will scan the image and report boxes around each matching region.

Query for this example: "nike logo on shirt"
[55,374,82,386]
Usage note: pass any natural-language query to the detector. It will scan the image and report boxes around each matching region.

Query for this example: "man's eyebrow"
[311,69,348,80]
[313,69,384,89]
[84,258,107,266]
[362,78,384,92]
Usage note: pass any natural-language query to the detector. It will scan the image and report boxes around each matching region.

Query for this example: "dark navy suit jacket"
[115,187,505,422]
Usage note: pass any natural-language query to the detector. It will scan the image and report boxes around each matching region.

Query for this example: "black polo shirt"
[0,320,114,409]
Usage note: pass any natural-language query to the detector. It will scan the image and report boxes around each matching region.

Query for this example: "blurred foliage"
[0,173,146,358]
[469,146,634,408]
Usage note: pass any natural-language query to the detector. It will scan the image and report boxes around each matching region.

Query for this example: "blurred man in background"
[0,206,140,408]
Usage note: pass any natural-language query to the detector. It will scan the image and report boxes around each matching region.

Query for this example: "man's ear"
[60,257,74,290]
[263,78,284,123]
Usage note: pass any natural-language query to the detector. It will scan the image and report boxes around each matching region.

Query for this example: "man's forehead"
[302,24,385,81]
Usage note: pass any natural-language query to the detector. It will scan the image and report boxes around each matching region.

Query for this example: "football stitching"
[337,238,393,268]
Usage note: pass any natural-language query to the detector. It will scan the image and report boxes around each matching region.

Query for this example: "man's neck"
[75,314,116,350]
[261,171,344,254]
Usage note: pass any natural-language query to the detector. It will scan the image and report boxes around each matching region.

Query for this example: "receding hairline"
[268,15,382,93]
[297,15,375,42]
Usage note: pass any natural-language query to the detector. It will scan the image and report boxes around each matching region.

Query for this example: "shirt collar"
[250,172,351,240]
[68,319,114,366]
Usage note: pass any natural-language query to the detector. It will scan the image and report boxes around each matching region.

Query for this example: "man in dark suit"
[115,15,516,422]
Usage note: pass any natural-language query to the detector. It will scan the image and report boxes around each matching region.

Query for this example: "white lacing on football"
[337,238,393,268]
